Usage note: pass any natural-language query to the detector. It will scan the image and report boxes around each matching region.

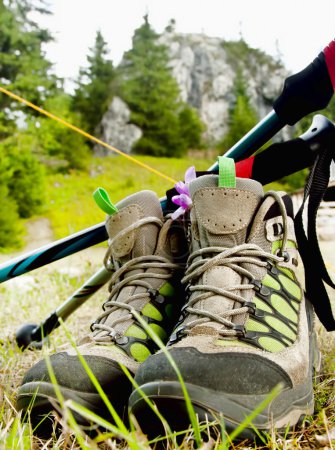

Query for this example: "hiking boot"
[129,167,317,439]
[17,190,185,434]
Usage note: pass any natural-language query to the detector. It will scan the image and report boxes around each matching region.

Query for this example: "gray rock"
[95,33,290,153]
[159,32,289,144]
[94,96,142,156]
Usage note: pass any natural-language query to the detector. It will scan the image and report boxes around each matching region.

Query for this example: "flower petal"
[172,193,192,208]
[185,166,196,184]
[171,207,185,220]
[174,181,189,195]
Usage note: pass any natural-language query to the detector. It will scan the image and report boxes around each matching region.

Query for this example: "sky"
[38,0,335,90]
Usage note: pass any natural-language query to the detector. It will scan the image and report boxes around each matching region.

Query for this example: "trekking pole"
[15,114,335,348]
[15,266,112,349]
[209,39,335,167]
[2,39,335,283]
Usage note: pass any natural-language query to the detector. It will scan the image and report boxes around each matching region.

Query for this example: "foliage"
[1,134,46,217]
[222,39,283,74]
[120,15,204,157]
[44,154,212,239]
[0,0,59,245]
[0,150,22,249]
[72,30,116,135]
[31,94,91,171]
[0,0,57,132]
[219,70,258,152]
[178,105,205,149]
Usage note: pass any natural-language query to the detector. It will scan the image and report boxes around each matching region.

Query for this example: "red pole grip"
[323,39,335,90]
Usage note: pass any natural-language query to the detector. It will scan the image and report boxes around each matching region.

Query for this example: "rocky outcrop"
[94,96,142,156]
[160,32,289,144]
[96,34,289,153]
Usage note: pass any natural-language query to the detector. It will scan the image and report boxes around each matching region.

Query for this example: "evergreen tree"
[178,105,205,150]
[34,94,91,171]
[1,134,46,217]
[73,30,115,135]
[120,15,187,157]
[0,0,57,129]
[0,0,58,247]
[0,145,22,249]
[220,70,258,152]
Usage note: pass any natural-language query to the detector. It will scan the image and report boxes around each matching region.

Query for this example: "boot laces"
[91,217,181,343]
[178,191,289,338]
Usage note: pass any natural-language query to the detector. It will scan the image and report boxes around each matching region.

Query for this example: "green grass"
[43,154,212,239]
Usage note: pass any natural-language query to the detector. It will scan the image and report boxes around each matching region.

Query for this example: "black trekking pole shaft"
[251,114,335,184]
[2,40,335,282]
[209,39,335,168]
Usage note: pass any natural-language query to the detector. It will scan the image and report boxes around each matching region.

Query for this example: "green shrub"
[0,155,22,249]
[1,135,46,218]
[7,146,46,218]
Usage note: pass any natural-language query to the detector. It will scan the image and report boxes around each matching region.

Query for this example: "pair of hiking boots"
[16,166,317,440]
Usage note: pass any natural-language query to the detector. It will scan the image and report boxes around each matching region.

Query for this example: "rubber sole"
[129,380,314,440]
[17,381,125,436]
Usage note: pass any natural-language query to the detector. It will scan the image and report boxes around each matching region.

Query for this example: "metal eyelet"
[250,279,262,292]
[168,326,186,344]
[109,330,129,345]
[250,279,270,297]
[244,301,256,314]
[267,260,279,275]
[148,288,158,300]
[232,324,246,337]
[277,250,290,262]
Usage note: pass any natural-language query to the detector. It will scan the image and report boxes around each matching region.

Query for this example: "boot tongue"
[106,190,163,261]
[189,175,264,249]
[185,174,264,334]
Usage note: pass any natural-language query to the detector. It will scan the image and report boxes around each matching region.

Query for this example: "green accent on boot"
[218,156,236,188]
[245,319,270,333]
[262,274,280,291]
[93,187,118,215]
[270,294,298,323]
[130,343,151,362]
[278,274,302,300]
[142,303,163,321]
[278,266,295,280]
[149,323,167,341]
[258,337,286,352]
[215,339,252,349]
[264,316,296,340]
[254,297,272,313]
[272,239,296,255]
[159,282,175,297]
[125,324,147,340]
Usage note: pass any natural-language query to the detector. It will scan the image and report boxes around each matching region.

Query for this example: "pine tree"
[73,30,115,135]
[34,94,91,171]
[178,105,205,150]
[0,0,57,127]
[0,0,58,247]
[220,70,258,152]
[120,15,187,157]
